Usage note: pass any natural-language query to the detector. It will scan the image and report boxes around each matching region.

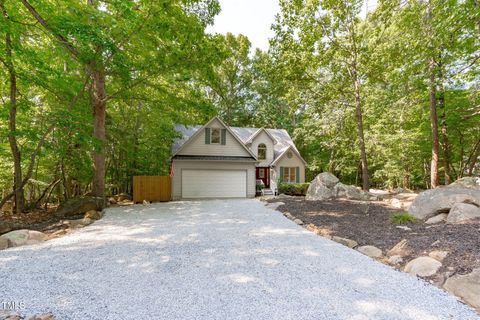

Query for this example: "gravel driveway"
[0,199,478,320]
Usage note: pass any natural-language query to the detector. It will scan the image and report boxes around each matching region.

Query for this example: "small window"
[283,167,297,183]
[258,143,267,160]
[287,151,293,159]
[259,168,265,178]
[211,128,220,144]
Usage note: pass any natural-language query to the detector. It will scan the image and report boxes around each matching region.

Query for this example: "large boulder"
[0,229,47,247]
[314,172,339,188]
[54,197,105,219]
[305,173,338,201]
[306,173,376,201]
[446,202,480,224]
[306,184,335,201]
[335,183,375,201]
[408,187,480,220]
[448,177,480,190]
[444,268,480,310]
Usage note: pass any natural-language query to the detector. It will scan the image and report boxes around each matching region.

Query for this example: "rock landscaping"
[409,177,480,222]
[306,172,378,201]
[0,193,132,251]
[268,184,480,312]
[0,207,105,250]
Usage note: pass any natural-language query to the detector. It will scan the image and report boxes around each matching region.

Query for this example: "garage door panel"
[182,170,247,198]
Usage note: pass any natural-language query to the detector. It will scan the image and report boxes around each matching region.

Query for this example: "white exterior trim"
[245,128,277,145]
[181,169,247,198]
[172,116,257,159]
[271,146,307,166]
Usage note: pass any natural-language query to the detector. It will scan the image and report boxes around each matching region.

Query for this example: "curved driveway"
[0,199,478,319]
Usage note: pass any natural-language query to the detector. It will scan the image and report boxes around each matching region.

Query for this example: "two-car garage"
[171,160,256,200]
[172,158,255,200]
[181,169,247,198]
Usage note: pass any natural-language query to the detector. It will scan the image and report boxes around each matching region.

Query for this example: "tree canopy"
[0,0,478,213]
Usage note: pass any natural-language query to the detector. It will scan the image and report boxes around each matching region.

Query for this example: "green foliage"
[0,0,478,212]
[278,183,310,196]
[390,212,418,225]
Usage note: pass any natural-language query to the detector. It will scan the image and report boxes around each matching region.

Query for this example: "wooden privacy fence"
[133,176,171,203]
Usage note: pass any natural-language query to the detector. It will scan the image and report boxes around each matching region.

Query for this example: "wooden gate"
[133,176,171,203]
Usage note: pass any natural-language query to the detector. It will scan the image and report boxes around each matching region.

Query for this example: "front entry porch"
[255,167,270,188]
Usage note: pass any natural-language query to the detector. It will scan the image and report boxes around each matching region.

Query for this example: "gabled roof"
[245,128,277,145]
[172,117,305,166]
[172,116,257,159]
[271,145,307,166]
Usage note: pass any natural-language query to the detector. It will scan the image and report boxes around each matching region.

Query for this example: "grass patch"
[391,212,417,224]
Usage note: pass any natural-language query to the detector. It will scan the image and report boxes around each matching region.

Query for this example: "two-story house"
[170,117,306,199]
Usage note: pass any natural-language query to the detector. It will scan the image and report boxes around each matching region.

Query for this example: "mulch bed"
[269,197,480,276]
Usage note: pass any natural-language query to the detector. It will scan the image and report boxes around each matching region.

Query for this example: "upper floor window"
[258,143,267,160]
[211,128,220,144]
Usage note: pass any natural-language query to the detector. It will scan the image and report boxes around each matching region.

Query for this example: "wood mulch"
[268,197,480,276]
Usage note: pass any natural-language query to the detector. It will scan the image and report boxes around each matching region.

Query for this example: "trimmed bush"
[278,183,310,196]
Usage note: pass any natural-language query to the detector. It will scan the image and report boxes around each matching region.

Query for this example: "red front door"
[256,167,270,188]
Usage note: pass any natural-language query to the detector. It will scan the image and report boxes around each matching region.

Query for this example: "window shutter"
[280,167,284,182]
[205,128,210,144]
[221,129,226,145]
[296,167,300,183]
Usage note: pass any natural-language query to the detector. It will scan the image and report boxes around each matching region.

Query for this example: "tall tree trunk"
[438,74,451,184]
[426,1,439,188]
[352,67,369,191]
[439,96,450,184]
[89,61,107,198]
[348,15,369,191]
[2,4,25,213]
[428,63,439,188]
[21,0,107,200]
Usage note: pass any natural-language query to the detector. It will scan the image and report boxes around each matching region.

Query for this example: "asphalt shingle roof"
[172,124,300,166]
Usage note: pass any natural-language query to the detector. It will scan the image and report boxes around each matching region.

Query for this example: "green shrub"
[278,183,310,196]
[256,183,265,191]
[391,212,417,224]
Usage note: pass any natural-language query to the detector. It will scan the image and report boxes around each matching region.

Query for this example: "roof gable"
[245,128,277,145]
[172,118,305,165]
[172,117,257,159]
[271,145,307,166]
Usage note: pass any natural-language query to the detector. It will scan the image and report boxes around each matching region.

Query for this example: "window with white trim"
[258,143,267,160]
[211,128,220,144]
[283,167,297,183]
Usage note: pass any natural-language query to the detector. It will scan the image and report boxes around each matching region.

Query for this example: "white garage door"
[181,169,247,198]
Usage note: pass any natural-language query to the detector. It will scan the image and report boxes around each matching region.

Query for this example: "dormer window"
[258,143,266,160]
[211,128,220,144]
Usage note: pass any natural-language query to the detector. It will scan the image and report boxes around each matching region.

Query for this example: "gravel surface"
[0,199,478,320]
